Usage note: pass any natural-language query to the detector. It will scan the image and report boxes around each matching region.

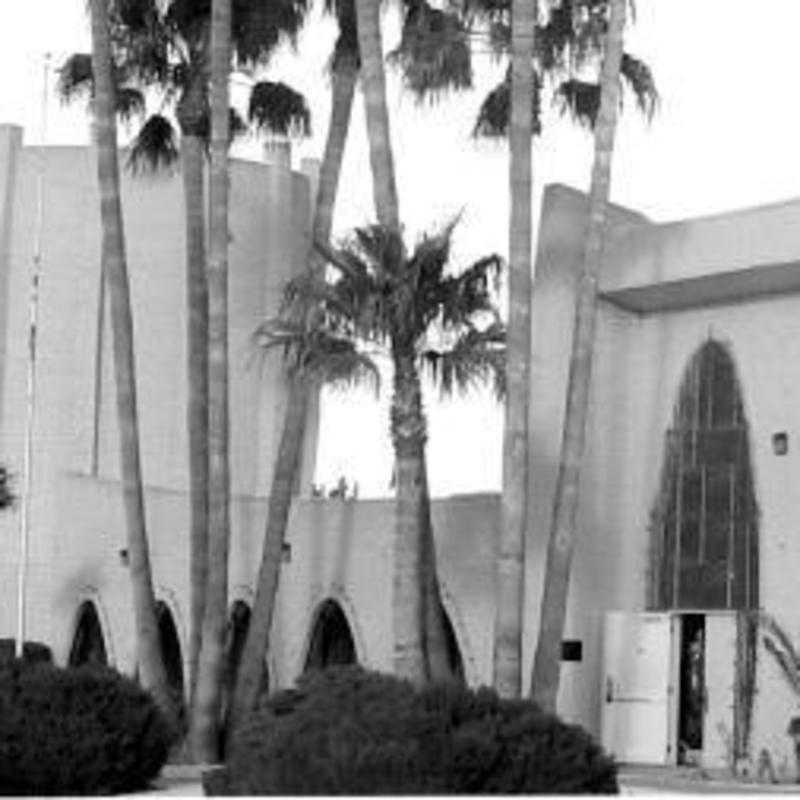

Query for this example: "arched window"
[155,601,186,727]
[304,599,357,671]
[68,601,108,667]
[649,340,759,610]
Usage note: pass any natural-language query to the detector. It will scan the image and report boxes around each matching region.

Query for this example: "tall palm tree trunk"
[229,54,359,733]
[355,0,444,684]
[189,0,232,763]
[494,0,535,700]
[181,131,210,709]
[530,0,626,714]
[89,0,174,724]
[390,351,427,683]
[229,376,310,729]
[354,0,399,231]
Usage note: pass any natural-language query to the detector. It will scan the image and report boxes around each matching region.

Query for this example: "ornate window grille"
[649,341,759,611]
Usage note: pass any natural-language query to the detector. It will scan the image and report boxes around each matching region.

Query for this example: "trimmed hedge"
[223,666,618,794]
[0,639,52,666]
[0,660,173,795]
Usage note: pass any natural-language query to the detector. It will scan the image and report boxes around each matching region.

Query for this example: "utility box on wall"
[600,610,737,768]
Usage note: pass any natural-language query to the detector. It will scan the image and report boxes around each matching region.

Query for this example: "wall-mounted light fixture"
[118,548,129,566]
[281,542,292,563]
[773,432,789,456]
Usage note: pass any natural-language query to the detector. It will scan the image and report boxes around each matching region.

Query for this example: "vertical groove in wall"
[0,126,23,431]
[91,262,105,476]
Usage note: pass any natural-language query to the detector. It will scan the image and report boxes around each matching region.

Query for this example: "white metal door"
[601,612,675,764]
[702,612,737,769]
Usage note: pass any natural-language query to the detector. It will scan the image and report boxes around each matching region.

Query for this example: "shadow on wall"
[155,601,186,730]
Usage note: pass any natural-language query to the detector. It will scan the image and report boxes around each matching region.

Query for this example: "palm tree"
[493,0,534,701]
[387,0,656,696]
[58,0,311,707]
[228,0,361,734]
[311,222,503,685]
[188,0,232,763]
[530,0,627,713]
[87,0,175,727]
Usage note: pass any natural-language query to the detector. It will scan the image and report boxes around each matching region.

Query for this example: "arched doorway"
[304,599,357,671]
[649,340,759,611]
[647,340,759,761]
[68,601,108,667]
[155,601,186,727]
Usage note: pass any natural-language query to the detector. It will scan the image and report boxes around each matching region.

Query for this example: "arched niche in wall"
[648,339,759,611]
[304,599,357,671]
[68,601,108,667]
[155,600,186,728]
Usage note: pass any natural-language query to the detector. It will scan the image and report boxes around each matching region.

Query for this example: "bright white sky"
[3,2,800,497]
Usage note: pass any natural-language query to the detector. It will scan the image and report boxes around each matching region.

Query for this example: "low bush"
[0,660,173,795]
[224,665,618,794]
[0,639,52,666]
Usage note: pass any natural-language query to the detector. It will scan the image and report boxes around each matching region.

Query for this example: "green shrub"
[224,666,617,794]
[0,639,52,666]
[0,661,173,795]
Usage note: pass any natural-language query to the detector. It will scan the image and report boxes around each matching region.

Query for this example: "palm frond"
[621,52,658,121]
[554,77,599,129]
[437,253,503,329]
[57,53,94,104]
[472,68,542,138]
[233,0,308,67]
[421,321,506,399]
[116,87,147,121]
[253,316,379,395]
[248,81,311,137]
[126,113,180,173]
[229,107,249,141]
[387,0,473,103]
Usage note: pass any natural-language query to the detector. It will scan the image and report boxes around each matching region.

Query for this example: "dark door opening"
[305,600,356,671]
[677,614,705,765]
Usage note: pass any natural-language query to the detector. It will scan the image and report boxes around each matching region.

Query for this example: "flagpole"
[16,52,50,659]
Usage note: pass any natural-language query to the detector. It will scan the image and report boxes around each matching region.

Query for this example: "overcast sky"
[3,2,800,497]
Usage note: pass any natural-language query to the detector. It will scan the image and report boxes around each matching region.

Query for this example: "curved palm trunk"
[354,0,399,231]
[229,57,359,733]
[494,0,535,700]
[181,132,210,709]
[229,375,310,730]
[421,460,457,682]
[530,0,626,713]
[189,0,231,763]
[88,0,174,724]
[390,352,427,684]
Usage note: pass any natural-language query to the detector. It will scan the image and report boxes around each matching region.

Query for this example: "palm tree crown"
[58,0,312,168]
[262,222,505,410]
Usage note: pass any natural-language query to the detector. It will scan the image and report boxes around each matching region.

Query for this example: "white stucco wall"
[530,183,800,765]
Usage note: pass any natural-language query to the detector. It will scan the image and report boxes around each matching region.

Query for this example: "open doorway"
[677,614,705,765]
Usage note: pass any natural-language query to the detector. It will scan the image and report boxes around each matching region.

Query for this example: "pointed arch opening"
[155,601,186,727]
[648,340,759,610]
[304,599,357,672]
[68,601,108,667]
